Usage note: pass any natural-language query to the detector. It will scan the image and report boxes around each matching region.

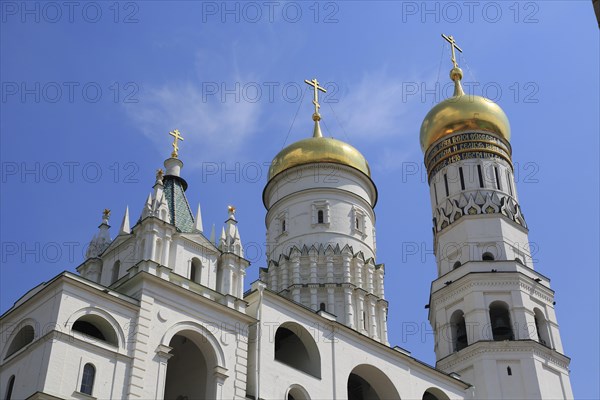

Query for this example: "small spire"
[119,206,131,235]
[441,34,465,97]
[305,78,327,138]
[194,203,204,232]
[210,224,216,244]
[102,209,111,225]
[156,168,164,185]
[227,205,237,221]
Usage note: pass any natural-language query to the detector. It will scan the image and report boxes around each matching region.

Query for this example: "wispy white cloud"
[331,68,424,141]
[124,78,262,167]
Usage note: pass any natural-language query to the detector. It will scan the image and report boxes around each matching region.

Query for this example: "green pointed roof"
[163,175,195,233]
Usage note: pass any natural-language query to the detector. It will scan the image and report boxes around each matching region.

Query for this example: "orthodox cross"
[442,34,463,69]
[304,78,327,119]
[169,129,184,158]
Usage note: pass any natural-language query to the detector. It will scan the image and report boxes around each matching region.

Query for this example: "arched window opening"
[534,308,551,347]
[4,375,15,400]
[72,315,118,346]
[317,210,324,224]
[356,218,360,229]
[450,310,468,352]
[423,388,451,400]
[453,261,461,270]
[111,260,120,284]
[319,303,326,312]
[347,364,400,400]
[80,363,95,395]
[507,366,512,376]
[274,324,320,378]
[287,385,311,400]
[5,325,34,359]
[482,252,495,261]
[282,220,286,232]
[190,258,202,284]
[490,302,514,341]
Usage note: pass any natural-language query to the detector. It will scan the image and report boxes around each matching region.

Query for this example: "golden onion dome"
[420,67,511,153]
[268,122,371,180]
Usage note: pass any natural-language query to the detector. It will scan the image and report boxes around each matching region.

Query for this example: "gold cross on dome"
[169,129,184,158]
[103,209,111,218]
[442,34,463,69]
[304,78,327,120]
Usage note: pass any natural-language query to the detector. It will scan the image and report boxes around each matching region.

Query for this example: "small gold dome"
[420,69,511,153]
[268,136,371,180]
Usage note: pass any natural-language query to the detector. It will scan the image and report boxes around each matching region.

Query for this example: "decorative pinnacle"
[169,129,184,158]
[442,34,465,96]
[305,78,326,138]
[156,168,164,183]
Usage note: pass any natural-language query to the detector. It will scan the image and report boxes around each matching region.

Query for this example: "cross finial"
[169,129,184,158]
[442,34,463,69]
[304,78,327,121]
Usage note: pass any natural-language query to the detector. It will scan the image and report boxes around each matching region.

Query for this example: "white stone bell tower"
[421,35,573,399]
[261,78,388,344]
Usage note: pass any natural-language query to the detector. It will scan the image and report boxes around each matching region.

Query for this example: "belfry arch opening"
[534,308,551,347]
[274,322,321,378]
[450,310,468,352]
[347,364,400,400]
[164,331,219,400]
[489,301,514,341]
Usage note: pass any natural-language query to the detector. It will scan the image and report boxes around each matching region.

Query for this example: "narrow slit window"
[494,166,502,190]
[477,165,484,188]
[317,210,324,224]
[282,220,286,232]
[459,167,465,190]
[507,366,512,376]
[434,182,439,203]
[356,218,360,229]
[80,363,96,395]
[444,174,449,196]
[506,170,514,196]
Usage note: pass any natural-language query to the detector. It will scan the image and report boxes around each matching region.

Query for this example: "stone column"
[342,252,352,284]
[309,250,318,283]
[376,268,385,299]
[369,296,379,340]
[291,253,300,285]
[162,235,171,267]
[327,286,335,314]
[154,344,174,399]
[281,260,289,291]
[379,302,389,344]
[355,259,364,289]
[357,291,366,333]
[326,253,334,284]
[366,264,374,293]
[345,288,355,329]
[310,285,318,310]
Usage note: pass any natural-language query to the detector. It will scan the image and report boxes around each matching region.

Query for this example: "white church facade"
[0,39,573,400]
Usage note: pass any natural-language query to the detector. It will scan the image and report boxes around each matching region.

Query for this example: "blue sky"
[1,1,598,397]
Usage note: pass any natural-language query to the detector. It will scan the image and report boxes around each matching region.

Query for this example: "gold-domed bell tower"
[422,35,573,399]
[262,78,388,344]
